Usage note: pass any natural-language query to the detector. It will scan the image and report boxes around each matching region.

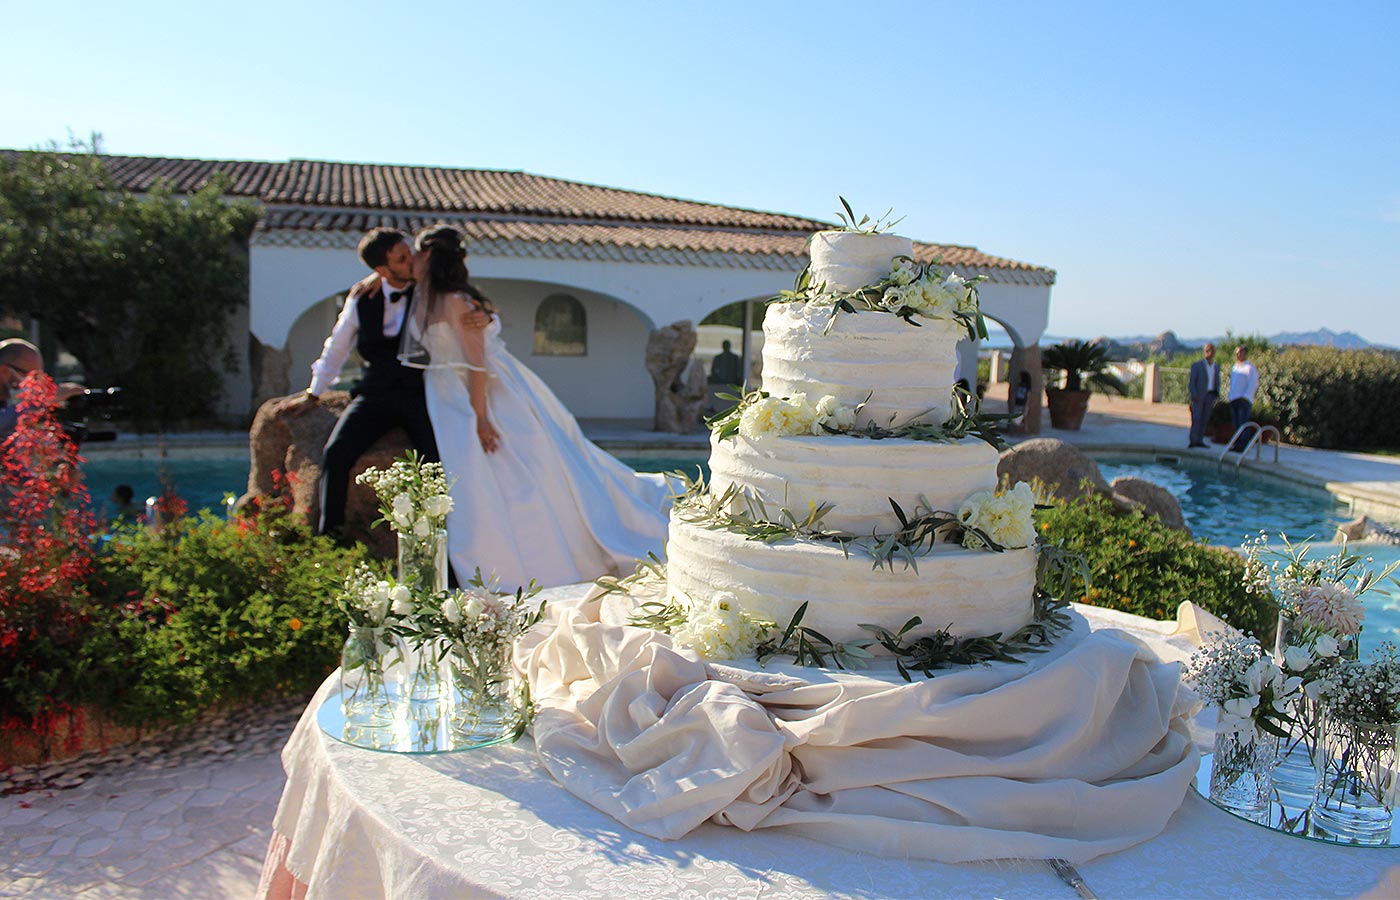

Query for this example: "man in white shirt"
[1227,345,1260,451]
[1186,342,1219,448]
[288,228,485,536]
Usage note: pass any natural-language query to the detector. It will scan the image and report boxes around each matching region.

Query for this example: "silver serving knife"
[1045,858,1100,900]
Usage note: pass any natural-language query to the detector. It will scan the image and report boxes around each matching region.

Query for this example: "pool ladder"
[1218,422,1281,470]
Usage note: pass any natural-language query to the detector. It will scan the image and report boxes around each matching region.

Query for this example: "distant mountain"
[1267,328,1376,349]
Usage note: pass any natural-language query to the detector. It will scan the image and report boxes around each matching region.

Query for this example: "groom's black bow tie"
[388,287,412,304]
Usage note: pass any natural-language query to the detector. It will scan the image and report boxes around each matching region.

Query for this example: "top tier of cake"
[763,231,960,428]
[808,231,913,292]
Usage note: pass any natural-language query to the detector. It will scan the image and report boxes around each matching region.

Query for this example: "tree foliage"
[0,138,260,427]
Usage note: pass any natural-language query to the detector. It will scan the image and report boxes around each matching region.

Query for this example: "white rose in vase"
[423,494,454,519]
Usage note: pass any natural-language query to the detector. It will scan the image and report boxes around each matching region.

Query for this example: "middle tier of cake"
[666,519,1038,645]
[707,432,999,535]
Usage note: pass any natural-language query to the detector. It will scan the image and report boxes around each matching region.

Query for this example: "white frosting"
[761,302,962,427]
[808,231,914,292]
[666,520,1037,645]
[708,433,998,535]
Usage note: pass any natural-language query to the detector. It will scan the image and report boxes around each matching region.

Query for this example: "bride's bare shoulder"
[440,290,482,310]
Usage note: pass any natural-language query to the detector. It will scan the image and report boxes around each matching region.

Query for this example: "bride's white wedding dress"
[418,317,671,590]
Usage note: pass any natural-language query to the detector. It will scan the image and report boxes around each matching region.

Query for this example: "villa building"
[95,155,1057,426]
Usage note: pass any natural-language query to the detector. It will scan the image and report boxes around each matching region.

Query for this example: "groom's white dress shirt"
[307,285,411,396]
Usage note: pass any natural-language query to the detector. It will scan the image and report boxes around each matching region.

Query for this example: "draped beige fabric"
[519,592,1201,864]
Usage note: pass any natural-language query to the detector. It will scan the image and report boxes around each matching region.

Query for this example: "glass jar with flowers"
[357,451,454,593]
[418,573,545,749]
[1243,534,1396,804]
[336,563,403,731]
[1311,644,1400,844]
[1185,633,1301,822]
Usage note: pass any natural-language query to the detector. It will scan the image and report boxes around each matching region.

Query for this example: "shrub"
[1256,346,1400,450]
[89,498,368,726]
[1035,493,1274,638]
[0,375,103,751]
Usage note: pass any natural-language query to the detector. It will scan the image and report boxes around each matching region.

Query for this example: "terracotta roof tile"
[3,151,1055,281]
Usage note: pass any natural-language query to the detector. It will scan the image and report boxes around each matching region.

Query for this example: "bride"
[402,225,671,590]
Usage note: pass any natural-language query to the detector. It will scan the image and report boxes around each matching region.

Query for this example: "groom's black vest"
[354,288,424,395]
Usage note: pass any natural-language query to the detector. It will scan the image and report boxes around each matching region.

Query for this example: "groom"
[290,227,482,536]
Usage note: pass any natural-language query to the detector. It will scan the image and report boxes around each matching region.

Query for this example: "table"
[258,598,1400,899]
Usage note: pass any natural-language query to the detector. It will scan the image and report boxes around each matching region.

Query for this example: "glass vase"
[1312,710,1400,844]
[397,527,448,593]
[339,625,395,729]
[1209,729,1277,822]
[403,636,447,705]
[1271,612,1358,805]
[446,638,519,749]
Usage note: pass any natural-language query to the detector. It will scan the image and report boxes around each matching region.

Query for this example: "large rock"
[997,438,1110,500]
[1110,476,1189,533]
[243,392,403,557]
[648,321,706,433]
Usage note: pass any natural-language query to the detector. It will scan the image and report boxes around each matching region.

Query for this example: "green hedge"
[1256,346,1400,450]
[1036,493,1274,638]
[86,503,368,726]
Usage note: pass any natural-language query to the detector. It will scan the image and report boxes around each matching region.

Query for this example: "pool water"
[1097,454,1400,652]
[82,455,250,524]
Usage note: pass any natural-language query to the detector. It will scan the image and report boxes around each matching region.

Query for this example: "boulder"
[648,321,705,433]
[1110,476,1189,533]
[242,391,403,557]
[1336,516,1370,542]
[997,438,1110,501]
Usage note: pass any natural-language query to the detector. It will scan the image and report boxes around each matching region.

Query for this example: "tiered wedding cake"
[664,230,1039,645]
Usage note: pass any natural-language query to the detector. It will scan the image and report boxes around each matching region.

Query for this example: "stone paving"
[1,695,307,899]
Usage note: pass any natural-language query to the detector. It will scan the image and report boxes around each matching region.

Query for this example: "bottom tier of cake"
[665,519,1037,645]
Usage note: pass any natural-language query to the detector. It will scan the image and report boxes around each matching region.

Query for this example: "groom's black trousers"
[318,383,440,536]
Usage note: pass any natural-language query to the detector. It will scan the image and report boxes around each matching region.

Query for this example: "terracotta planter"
[1045,388,1090,430]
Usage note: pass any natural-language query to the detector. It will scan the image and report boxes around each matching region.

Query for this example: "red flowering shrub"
[0,373,104,751]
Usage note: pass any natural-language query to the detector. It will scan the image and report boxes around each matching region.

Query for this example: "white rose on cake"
[888,259,919,286]
[916,276,960,319]
[957,482,1038,550]
[671,591,770,660]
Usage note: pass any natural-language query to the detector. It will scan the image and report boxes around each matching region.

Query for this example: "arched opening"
[533,293,587,356]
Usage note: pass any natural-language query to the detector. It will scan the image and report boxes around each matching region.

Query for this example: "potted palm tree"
[1041,339,1129,430]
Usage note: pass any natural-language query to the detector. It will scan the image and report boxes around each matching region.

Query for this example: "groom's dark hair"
[357,228,409,269]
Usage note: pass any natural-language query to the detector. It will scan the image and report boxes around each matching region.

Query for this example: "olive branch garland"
[706,387,1013,452]
[671,471,1028,571]
[769,256,990,341]
[600,542,1087,681]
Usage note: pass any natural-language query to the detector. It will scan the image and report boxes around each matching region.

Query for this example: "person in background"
[1186,342,1219,448]
[0,338,85,444]
[1227,345,1260,451]
[708,339,743,388]
[110,484,145,527]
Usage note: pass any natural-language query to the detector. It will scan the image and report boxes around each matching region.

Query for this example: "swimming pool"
[1098,454,1400,651]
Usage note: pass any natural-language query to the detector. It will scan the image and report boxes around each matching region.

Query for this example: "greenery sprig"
[708,387,1011,451]
[769,252,989,341]
[670,472,1027,571]
[834,196,905,234]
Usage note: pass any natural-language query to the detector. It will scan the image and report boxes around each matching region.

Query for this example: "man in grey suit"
[1187,342,1219,448]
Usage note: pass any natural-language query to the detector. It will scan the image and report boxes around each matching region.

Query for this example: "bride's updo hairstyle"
[415,225,495,313]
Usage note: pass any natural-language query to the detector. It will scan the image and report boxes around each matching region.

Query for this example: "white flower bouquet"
[1185,633,1301,744]
[356,450,454,537]
[670,590,774,661]
[734,391,859,440]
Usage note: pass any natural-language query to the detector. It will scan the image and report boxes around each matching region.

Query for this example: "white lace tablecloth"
[258,596,1400,899]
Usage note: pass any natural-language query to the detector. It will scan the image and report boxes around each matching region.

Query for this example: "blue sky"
[6,1,1398,345]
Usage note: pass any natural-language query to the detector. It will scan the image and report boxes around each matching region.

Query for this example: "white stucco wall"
[247,239,1052,422]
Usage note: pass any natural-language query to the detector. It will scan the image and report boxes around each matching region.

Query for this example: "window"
[533,294,587,356]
